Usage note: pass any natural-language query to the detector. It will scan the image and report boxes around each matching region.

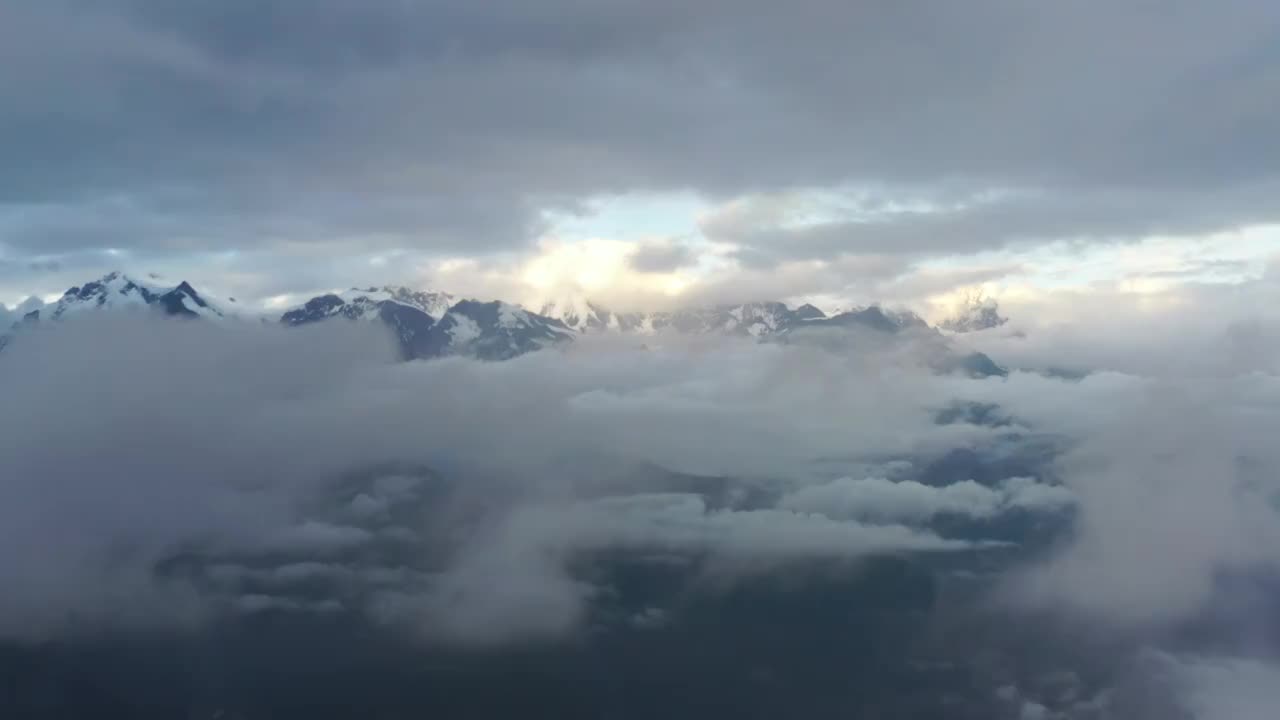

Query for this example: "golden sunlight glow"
[517,237,692,304]
[660,275,690,296]
[264,293,299,309]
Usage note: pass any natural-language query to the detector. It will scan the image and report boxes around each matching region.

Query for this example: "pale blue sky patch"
[542,192,708,244]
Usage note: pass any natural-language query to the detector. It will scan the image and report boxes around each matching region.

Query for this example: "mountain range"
[1,272,1005,374]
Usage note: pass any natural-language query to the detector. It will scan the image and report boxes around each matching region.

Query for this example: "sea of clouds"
[2,295,1279,718]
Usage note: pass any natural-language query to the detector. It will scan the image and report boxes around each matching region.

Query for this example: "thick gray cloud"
[628,239,697,273]
[1156,652,1280,720]
[946,282,1280,629]
[979,370,1280,627]
[4,0,1280,283]
[781,476,1074,524]
[930,276,1280,630]
[705,184,1280,265]
[957,271,1280,378]
[0,292,1278,720]
[3,269,1280,648]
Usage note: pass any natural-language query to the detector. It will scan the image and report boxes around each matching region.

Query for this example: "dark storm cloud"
[3,0,1280,271]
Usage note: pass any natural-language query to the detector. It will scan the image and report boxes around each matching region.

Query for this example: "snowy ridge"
[2,273,1005,375]
[283,287,455,326]
[280,291,573,362]
[539,297,830,338]
[29,272,223,322]
[281,288,444,360]
[0,272,227,352]
[435,300,574,361]
[342,287,455,319]
[49,272,157,318]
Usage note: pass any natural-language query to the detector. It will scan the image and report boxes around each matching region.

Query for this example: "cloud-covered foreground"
[2,309,1279,718]
[1157,653,1280,720]
[0,313,1005,642]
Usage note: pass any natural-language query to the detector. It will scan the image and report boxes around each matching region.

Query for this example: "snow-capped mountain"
[279,286,459,360]
[703,301,827,336]
[791,306,916,334]
[280,287,454,325]
[538,296,830,337]
[0,272,226,353]
[282,290,570,361]
[29,272,223,322]
[537,296,928,339]
[375,287,455,319]
[530,296,1000,375]
[281,290,442,360]
[436,300,573,361]
[646,301,820,336]
[820,306,930,332]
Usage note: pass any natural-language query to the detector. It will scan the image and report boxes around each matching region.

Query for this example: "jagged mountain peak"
[280,291,572,363]
[344,286,455,319]
[0,272,225,354]
[281,285,453,327]
[793,303,827,320]
[434,299,573,361]
[811,305,929,332]
[45,271,221,321]
[538,296,837,338]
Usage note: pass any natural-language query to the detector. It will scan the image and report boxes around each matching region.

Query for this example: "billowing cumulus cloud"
[701,185,1280,267]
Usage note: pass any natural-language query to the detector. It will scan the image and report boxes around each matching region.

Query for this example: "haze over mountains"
[2,271,1007,371]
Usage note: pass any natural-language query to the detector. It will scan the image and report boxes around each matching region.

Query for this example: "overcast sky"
[2,0,1279,313]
